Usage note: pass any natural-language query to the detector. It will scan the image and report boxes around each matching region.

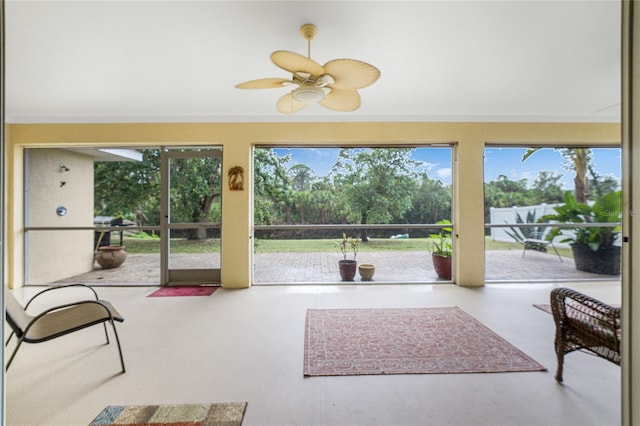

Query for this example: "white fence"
[489,202,622,249]
[488,203,570,246]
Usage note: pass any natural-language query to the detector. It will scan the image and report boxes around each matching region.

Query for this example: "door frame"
[160,147,222,286]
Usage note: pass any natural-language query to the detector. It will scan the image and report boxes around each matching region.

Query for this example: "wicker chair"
[550,287,620,382]
[5,284,125,373]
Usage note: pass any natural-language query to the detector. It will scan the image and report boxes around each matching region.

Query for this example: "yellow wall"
[5,122,621,289]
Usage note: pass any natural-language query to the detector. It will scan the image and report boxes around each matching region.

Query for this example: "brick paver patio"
[53,248,618,286]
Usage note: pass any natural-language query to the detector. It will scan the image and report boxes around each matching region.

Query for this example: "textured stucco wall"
[25,149,94,284]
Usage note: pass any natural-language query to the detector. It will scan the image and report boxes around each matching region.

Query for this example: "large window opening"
[484,146,622,282]
[24,146,222,286]
[253,146,454,284]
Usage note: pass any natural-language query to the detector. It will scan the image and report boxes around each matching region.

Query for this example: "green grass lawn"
[120,234,219,254]
[121,234,573,258]
[255,237,430,252]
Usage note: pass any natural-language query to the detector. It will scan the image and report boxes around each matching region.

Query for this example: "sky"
[273,146,621,189]
[483,147,621,189]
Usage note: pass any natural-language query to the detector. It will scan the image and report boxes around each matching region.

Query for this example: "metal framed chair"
[5,284,125,373]
[522,230,563,262]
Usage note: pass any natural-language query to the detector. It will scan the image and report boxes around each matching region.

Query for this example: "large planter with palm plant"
[428,220,453,280]
[539,190,621,275]
[336,233,358,281]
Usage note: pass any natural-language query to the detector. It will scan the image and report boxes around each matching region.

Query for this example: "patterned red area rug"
[304,307,547,376]
[147,286,218,297]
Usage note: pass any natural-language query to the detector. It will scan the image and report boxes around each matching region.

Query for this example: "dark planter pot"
[571,243,620,275]
[339,260,358,281]
[432,253,452,280]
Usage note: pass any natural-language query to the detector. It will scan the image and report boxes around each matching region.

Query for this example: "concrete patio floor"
[52,248,618,286]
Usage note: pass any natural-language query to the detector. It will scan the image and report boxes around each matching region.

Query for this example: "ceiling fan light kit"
[292,85,326,103]
[235,23,380,114]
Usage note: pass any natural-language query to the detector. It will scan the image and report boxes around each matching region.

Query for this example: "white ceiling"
[5,0,621,124]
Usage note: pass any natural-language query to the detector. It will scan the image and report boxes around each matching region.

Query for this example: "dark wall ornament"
[228,166,244,191]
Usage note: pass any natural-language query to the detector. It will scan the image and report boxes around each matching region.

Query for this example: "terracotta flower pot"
[358,263,376,281]
[338,259,357,281]
[96,246,127,269]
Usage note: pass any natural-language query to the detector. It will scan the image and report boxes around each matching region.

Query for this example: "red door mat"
[147,286,218,297]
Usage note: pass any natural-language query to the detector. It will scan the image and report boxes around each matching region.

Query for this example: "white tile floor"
[5,282,621,426]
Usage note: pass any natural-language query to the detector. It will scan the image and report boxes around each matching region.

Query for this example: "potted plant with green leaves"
[428,219,453,280]
[336,233,358,281]
[539,190,621,275]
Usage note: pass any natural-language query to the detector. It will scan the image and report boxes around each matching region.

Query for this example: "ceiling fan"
[235,24,380,114]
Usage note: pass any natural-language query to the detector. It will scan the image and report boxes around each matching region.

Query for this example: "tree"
[523,148,592,203]
[404,174,452,226]
[95,149,223,240]
[559,148,591,203]
[484,175,532,224]
[253,148,292,225]
[94,149,161,226]
[330,148,420,242]
[169,155,222,240]
[588,164,620,199]
[484,174,531,208]
[530,170,564,204]
[306,178,343,225]
[288,164,315,191]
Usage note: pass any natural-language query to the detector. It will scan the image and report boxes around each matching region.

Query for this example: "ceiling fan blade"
[320,88,361,112]
[277,92,308,114]
[235,78,292,89]
[271,50,325,77]
[323,59,380,90]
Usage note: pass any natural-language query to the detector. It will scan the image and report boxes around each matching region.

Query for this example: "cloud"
[436,168,452,179]
[307,147,339,159]
[419,161,437,170]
